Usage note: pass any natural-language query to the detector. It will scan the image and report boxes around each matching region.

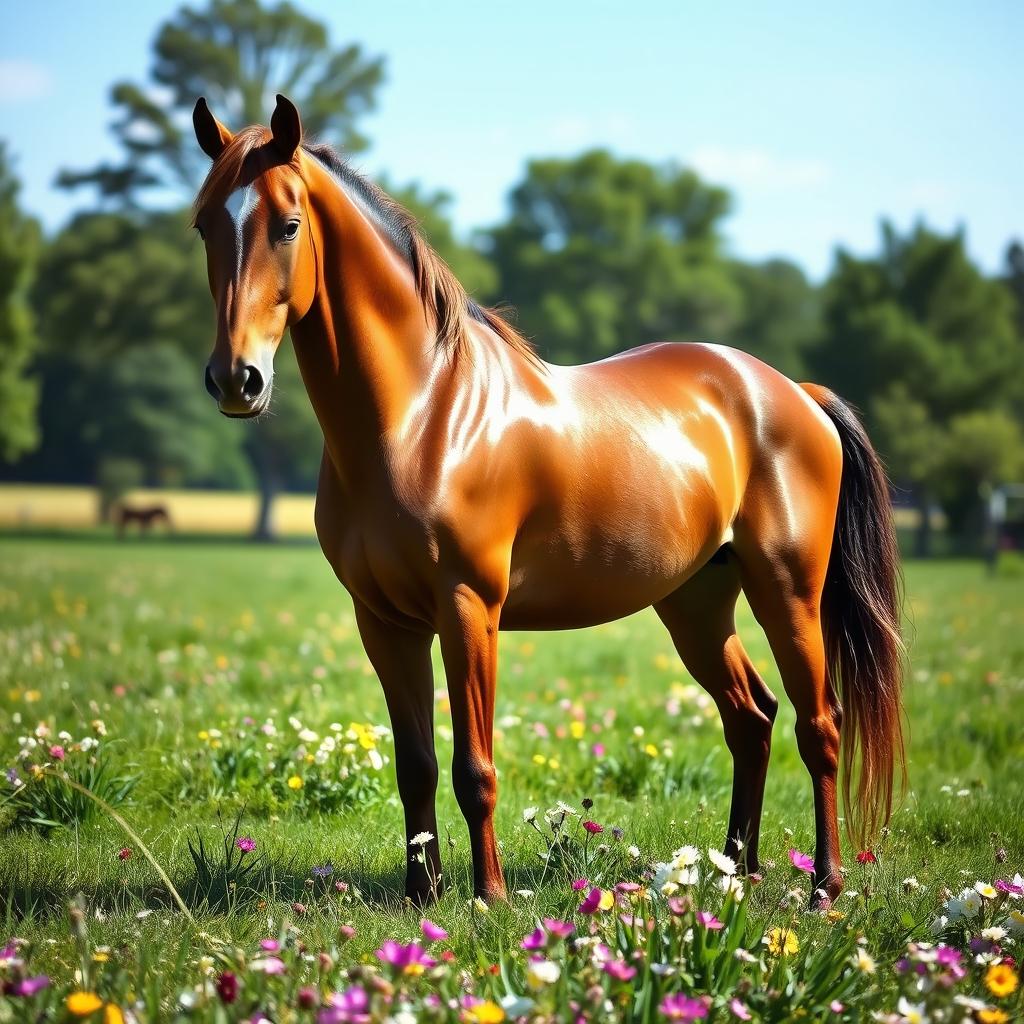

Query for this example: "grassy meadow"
[1,536,1022,1022]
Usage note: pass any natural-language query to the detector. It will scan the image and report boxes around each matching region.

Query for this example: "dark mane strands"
[193,129,540,367]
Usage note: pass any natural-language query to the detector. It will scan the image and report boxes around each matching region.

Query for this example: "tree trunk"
[250,444,279,542]
[913,487,932,559]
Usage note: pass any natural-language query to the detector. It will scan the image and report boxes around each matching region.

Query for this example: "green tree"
[814,222,1023,552]
[57,0,385,205]
[0,144,42,462]
[486,150,741,364]
[724,258,821,379]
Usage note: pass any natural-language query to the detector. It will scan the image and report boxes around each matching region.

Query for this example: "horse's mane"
[192,127,539,367]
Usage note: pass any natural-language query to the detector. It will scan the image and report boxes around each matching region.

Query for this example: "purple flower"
[602,959,637,982]
[542,918,575,938]
[236,836,256,853]
[696,910,724,930]
[578,887,602,914]
[311,863,334,878]
[788,848,815,874]
[374,940,435,973]
[5,767,20,788]
[583,820,604,834]
[521,927,546,950]
[319,986,370,1024]
[420,919,448,942]
[996,879,1024,896]
[571,878,589,891]
[11,975,49,997]
[660,993,711,1020]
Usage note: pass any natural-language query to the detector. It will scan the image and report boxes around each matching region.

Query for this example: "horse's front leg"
[353,600,442,904]
[437,583,506,902]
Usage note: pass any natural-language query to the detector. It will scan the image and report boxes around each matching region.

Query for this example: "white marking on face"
[225,185,260,280]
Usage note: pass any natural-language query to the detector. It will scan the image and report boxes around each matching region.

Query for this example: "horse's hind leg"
[655,550,778,873]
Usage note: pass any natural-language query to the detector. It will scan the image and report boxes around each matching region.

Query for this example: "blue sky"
[1,0,1021,278]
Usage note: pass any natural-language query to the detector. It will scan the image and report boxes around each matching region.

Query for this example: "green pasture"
[0,538,1022,1015]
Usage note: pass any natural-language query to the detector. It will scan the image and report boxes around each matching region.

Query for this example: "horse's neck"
[290,160,436,490]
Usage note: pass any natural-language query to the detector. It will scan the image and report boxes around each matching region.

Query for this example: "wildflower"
[526,959,561,988]
[522,806,538,823]
[375,940,435,975]
[66,992,104,1016]
[976,880,998,899]
[902,876,920,891]
[473,897,489,914]
[215,971,238,1003]
[10,975,49,997]
[468,1001,505,1023]
[291,901,307,915]
[582,820,603,834]
[1007,909,1024,934]
[959,887,983,917]
[421,919,448,942]
[322,986,370,1023]
[985,963,1018,997]
[856,850,877,864]
[659,993,710,1020]
[995,877,1024,897]
[579,887,614,913]
[788,848,815,874]
[235,836,256,853]
[853,948,876,973]
[117,847,132,861]
[696,910,723,930]
[602,959,637,982]
[521,928,546,950]
[543,918,574,938]
[260,939,280,952]
[105,1006,126,1024]
[896,997,928,1024]
[977,1009,1009,1024]
[708,849,736,875]
[251,956,286,975]
[311,862,334,878]
[287,775,303,790]
[338,924,356,942]
[983,926,1008,942]
[767,927,799,956]
[829,1001,844,1013]
[410,831,434,847]
[571,878,589,890]
[628,844,641,858]
[729,999,752,1020]
[49,744,65,761]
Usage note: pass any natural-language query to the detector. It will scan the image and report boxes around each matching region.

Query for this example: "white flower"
[367,749,384,770]
[514,889,535,899]
[896,996,928,1024]
[719,874,745,900]
[472,897,488,914]
[627,845,641,859]
[929,915,948,935]
[672,845,701,867]
[975,880,997,899]
[707,849,736,875]
[526,959,561,988]
[981,925,1007,941]
[298,728,318,743]
[409,832,434,847]
[902,877,920,891]
[501,995,535,1016]
[853,948,876,974]
[522,806,538,823]
[959,887,982,917]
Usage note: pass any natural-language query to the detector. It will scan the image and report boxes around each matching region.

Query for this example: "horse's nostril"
[204,364,222,400]
[241,365,264,401]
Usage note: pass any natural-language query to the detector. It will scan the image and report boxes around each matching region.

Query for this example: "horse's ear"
[270,94,302,160]
[193,97,233,160]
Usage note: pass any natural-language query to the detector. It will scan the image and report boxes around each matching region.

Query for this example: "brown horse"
[115,503,172,538]
[191,95,904,909]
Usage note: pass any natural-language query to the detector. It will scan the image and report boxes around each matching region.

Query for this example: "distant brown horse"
[115,503,172,538]
[191,95,904,908]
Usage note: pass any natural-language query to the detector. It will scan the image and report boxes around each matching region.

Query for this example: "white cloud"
[690,144,830,191]
[0,59,54,103]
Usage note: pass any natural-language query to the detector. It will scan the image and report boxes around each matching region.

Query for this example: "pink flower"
[696,910,724,930]
[420,919,448,942]
[996,879,1024,895]
[602,959,637,982]
[729,999,752,1020]
[788,848,814,874]
[259,939,280,952]
[660,993,710,1020]
[571,878,589,891]
[11,975,49,997]
[521,927,546,950]
[251,956,286,975]
[591,743,606,757]
[583,820,604,834]
[236,836,256,853]
[578,887,603,914]
[856,850,877,864]
[117,847,132,861]
[829,1000,845,1013]
[320,986,369,1024]
[616,882,642,893]
[49,745,65,761]
[542,918,574,938]
[374,940,435,972]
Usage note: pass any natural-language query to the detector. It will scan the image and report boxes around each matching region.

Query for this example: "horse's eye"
[283,220,300,241]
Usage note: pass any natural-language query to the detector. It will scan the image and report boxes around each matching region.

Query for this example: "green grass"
[1,537,1022,1020]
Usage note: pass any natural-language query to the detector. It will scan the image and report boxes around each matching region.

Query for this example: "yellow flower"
[470,1001,506,1023]
[986,963,1018,998]
[403,962,425,976]
[767,927,799,956]
[598,889,615,911]
[92,950,109,963]
[978,1009,1008,1024]
[532,754,547,766]
[66,991,104,1015]
[197,730,209,741]
[644,743,659,758]
[570,720,585,740]
[105,1006,126,1024]
[287,775,304,790]
[853,948,876,974]
[548,759,560,771]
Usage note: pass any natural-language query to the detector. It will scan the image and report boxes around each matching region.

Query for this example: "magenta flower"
[660,993,711,1020]
[521,927,546,950]
[236,836,256,853]
[996,879,1024,895]
[696,910,724,930]
[251,956,286,975]
[319,985,370,1024]
[420,919,448,942]
[571,878,589,891]
[49,745,65,761]
[602,959,637,982]
[788,848,814,874]
[374,940,435,972]
[542,918,575,938]
[259,939,280,952]
[578,887,603,914]
[729,999,752,1020]
[616,882,642,894]
[583,820,604,834]
[11,975,49,997]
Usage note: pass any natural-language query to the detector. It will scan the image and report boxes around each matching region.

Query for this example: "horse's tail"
[802,383,906,846]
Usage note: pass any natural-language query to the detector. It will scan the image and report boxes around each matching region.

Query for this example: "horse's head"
[192,95,317,417]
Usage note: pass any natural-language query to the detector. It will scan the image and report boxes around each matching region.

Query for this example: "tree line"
[1,0,1022,550]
